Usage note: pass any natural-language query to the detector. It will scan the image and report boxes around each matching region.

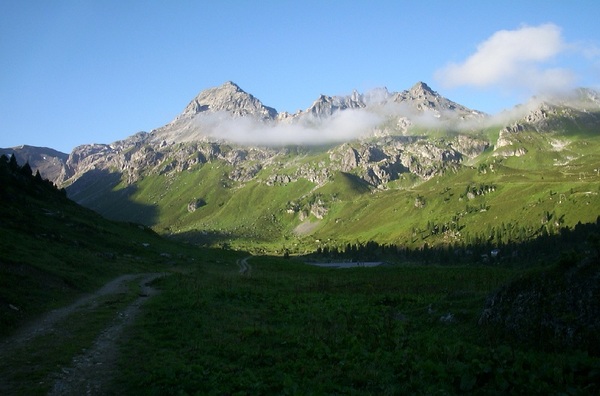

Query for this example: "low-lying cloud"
[435,24,575,94]
[195,109,384,146]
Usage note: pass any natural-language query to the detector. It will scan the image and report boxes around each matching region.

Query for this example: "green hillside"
[66,123,600,256]
[0,154,233,337]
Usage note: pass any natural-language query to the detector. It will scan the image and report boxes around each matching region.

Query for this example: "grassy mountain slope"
[98,137,598,254]
[0,155,226,337]
[62,103,600,255]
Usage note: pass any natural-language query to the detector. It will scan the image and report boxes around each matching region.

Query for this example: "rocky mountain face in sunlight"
[57,81,490,190]
[176,81,278,121]
[3,81,599,201]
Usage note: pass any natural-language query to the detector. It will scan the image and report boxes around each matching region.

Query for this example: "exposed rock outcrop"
[7,81,597,210]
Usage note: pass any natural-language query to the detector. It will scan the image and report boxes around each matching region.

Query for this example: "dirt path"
[237,256,252,276]
[46,273,165,395]
[0,272,166,395]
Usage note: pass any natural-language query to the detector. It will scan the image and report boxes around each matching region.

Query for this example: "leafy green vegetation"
[0,155,198,336]
[113,257,600,394]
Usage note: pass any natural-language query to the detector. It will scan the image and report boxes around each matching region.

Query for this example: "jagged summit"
[176,81,278,121]
[151,80,488,145]
[222,80,242,90]
[391,81,483,117]
[170,80,482,125]
[302,81,482,120]
[409,81,435,96]
[307,92,365,118]
[561,87,600,110]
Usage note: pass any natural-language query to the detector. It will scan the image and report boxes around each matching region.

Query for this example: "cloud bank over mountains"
[435,23,591,96]
[193,109,385,146]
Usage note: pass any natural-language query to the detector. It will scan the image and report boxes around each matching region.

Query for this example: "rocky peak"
[391,81,482,118]
[557,87,600,111]
[0,145,69,183]
[222,80,243,91]
[306,90,368,118]
[363,87,390,105]
[176,81,278,121]
[409,81,435,97]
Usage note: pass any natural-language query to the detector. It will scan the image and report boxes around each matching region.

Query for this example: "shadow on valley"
[66,169,158,226]
[300,219,600,356]
[172,229,256,250]
[303,217,600,268]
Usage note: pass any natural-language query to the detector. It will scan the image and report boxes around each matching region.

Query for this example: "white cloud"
[195,109,384,146]
[435,24,576,94]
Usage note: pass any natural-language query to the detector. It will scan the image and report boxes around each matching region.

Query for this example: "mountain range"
[3,81,600,253]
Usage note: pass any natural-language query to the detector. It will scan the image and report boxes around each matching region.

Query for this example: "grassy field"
[112,256,600,395]
[0,157,208,337]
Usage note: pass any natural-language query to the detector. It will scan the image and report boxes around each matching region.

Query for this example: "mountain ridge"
[3,81,598,186]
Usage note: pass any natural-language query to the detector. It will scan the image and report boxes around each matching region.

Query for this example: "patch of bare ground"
[293,220,320,236]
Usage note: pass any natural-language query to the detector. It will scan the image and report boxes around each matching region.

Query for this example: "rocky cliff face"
[300,81,484,122]
[391,81,484,119]
[306,91,367,118]
[494,95,600,157]
[50,81,487,189]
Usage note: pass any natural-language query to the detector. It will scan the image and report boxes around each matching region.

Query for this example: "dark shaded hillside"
[305,216,600,267]
[0,145,68,183]
[479,248,600,355]
[0,155,194,336]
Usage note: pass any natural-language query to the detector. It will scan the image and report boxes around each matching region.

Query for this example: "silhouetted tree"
[8,154,19,171]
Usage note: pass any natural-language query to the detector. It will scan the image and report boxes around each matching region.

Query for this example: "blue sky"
[1,1,599,153]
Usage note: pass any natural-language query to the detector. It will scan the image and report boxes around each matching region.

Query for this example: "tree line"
[0,154,66,200]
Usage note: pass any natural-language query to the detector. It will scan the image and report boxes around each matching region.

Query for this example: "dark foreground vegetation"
[1,154,599,394]
[305,216,600,267]
[0,154,198,335]
[114,256,599,395]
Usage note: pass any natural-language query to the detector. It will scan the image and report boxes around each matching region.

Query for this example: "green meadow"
[112,256,600,395]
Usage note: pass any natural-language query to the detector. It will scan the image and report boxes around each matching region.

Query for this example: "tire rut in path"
[45,272,166,396]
